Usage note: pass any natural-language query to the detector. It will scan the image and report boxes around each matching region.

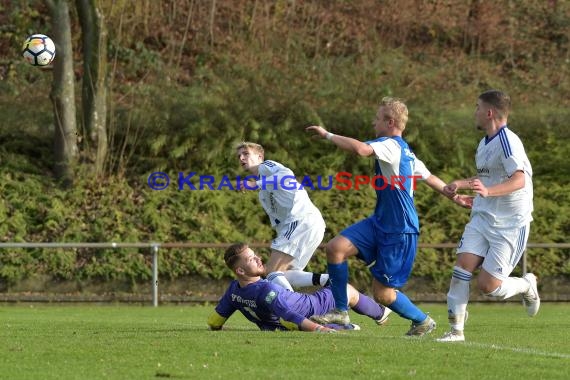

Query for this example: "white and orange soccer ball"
[22,34,56,66]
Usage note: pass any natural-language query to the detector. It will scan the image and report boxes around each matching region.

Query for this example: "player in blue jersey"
[306,97,472,336]
[437,90,538,342]
[207,243,391,332]
[236,142,329,291]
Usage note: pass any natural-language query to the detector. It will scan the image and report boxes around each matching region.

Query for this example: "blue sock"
[388,291,427,324]
[352,293,383,320]
[328,261,349,311]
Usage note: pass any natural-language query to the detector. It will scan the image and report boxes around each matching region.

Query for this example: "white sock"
[318,273,330,286]
[486,276,530,300]
[266,271,293,291]
[447,266,472,331]
[284,270,329,288]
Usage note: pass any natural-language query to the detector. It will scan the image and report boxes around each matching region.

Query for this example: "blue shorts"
[340,216,418,288]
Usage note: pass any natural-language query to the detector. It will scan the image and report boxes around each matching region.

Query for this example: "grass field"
[1,302,568,379]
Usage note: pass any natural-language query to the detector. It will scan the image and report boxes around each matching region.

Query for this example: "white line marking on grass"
[378,335,570,359]
[464,342,570,359]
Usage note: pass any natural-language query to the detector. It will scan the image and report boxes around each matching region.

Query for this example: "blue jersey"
[213,279,335,330]
[367,136,431,234]
[339,136,432,287]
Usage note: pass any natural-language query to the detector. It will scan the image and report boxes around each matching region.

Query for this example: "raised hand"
[305,125,329,139]
[453,194,474,209]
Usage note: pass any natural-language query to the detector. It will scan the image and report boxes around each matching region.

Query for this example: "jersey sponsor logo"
[231,294,257,308]
[269,192,277,213]
[265,290,277,304]
[403,147,416,159]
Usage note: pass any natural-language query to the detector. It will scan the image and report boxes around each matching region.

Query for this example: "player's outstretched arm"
[424,175,451,196]
[444,177,478,194]
[306,125,373,157]
[424,175,474,209]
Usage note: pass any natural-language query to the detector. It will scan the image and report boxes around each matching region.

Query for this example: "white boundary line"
[463,341,570,359]
[374,335,570,359]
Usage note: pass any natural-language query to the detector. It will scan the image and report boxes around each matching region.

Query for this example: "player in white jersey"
[236,142,329,291]
[438,90,539,343]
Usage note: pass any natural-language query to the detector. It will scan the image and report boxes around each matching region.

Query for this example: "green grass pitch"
[1,303,568,379]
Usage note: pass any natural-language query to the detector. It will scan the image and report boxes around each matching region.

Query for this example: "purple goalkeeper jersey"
[214,279,336,330]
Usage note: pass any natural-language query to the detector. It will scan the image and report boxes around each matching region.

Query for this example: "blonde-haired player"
[306,97,472,336]
[236,142,328,291]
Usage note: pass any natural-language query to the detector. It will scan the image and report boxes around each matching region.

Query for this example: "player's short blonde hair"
[380,97,408,131]
[236,142,264,157]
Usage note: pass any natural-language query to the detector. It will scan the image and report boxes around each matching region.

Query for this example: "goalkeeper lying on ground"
[208,242,391,332]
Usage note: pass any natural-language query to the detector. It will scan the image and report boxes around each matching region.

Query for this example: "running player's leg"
[308,236,356,325]
[265,249,295,291]
[370,233,435,336]
[267,216,327,290]
[310,218,375,325]
[437,220,486,342]
[282,215,329,287]
[346,284,389,324]
[479,223,539,316]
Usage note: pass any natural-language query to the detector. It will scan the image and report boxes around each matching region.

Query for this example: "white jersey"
[256,160,323,228]
[471,126,533,228]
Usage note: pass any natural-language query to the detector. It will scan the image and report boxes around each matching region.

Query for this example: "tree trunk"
[47,0,78,187]
[76,0,108,176]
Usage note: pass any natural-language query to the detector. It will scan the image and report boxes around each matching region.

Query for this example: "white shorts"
[457,214,530,281]
[271,214,325,270]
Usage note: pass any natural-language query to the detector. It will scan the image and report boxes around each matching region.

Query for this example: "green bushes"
[0,160,568,288]
[1,0,569,289]
[1,62,570,287]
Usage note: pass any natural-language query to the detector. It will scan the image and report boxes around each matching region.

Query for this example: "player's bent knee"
[325,238,355,262]
[477,273,502,294]
[478,278,503,294]
[484,284,508,299]
[373,289,396,306]
[374,295,390,305]
[324,244,345,261]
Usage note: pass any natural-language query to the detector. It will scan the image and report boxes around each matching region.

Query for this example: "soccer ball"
[22,34,56,66]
